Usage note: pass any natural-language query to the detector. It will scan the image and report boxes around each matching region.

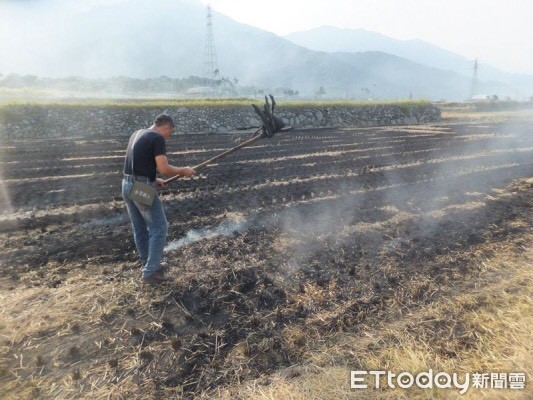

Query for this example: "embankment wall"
[0,102,441,139]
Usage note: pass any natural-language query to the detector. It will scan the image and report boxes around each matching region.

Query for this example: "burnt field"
[0,121,532,399]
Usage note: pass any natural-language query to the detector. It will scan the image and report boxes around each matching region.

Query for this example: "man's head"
[153,114,175,139]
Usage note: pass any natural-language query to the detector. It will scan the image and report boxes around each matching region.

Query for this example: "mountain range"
[286,26,533,98]
[0,0,531,100]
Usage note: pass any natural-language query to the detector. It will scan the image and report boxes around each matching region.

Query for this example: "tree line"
[0,73,301,98]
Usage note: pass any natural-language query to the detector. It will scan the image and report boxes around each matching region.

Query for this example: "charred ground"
[0,120,531,399]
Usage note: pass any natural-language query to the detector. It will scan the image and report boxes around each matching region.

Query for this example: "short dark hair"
[154,113,175,128]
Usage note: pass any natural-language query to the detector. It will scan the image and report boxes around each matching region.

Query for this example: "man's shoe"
[160,261,170,273]
[142,270,173,285]
[139,262,169,274]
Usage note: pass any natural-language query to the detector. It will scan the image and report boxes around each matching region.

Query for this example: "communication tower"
[203,4,219,85]
[470,58,479,100]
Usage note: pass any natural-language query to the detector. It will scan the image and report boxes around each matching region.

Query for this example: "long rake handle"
[163,129,263,185]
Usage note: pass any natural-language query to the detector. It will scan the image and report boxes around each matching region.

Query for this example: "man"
[122,114,195,284]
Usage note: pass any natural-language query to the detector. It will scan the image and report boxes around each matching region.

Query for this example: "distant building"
[470,94,490,101]
[186,86,218,97]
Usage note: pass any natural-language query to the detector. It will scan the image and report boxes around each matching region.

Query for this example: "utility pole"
[203,4,218,87]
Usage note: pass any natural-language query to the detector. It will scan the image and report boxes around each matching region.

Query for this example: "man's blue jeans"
[122,177,168,278]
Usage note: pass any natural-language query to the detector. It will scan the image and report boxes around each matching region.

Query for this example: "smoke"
[379,121,533,249]
[0,177,13,215]
[272,177,367,275]
[0,0,205,79]
[271,117,533,277]
[82,214,128,227]
[3,0,529,99]
[165,218,249,252]
[0,139,14,214]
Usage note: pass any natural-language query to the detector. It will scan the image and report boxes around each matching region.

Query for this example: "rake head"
[252,94,287,138]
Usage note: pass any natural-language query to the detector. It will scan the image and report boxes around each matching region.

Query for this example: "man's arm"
[155,155,195,177]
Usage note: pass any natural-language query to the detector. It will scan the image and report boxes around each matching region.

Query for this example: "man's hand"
[155,178,167,188]
[180,167,196,178]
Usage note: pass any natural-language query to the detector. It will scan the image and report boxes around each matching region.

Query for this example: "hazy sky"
[201,0,533,75]
[0,0,531,76]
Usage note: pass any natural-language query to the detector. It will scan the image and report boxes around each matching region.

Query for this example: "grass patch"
[212,182,532,399]
[216,237,532,399]
[281,99,430,108]
[0,98,431,109]
[0,98,255,108]
[439,101,533,123]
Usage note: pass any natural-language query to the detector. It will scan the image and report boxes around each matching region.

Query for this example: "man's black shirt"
[123,129,166,181]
